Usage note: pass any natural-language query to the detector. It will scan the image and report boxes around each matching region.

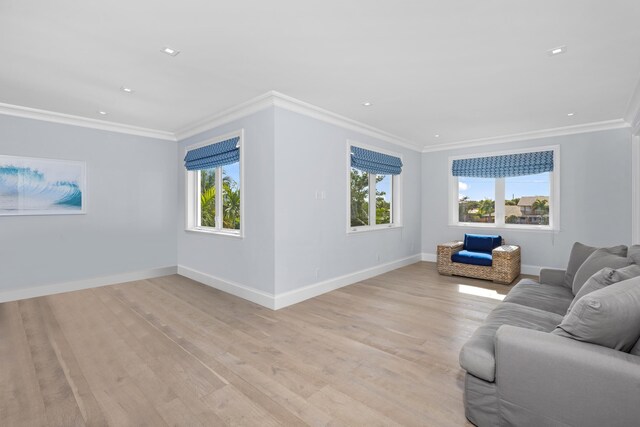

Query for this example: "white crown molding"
[625,75,640,135]
[269,91,421,152]
[0,102,176,141]
[174,91,422,151]
[421,119,630,153]
[173,92,276,141]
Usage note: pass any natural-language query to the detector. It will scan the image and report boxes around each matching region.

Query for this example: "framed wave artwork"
[0,155,86,216]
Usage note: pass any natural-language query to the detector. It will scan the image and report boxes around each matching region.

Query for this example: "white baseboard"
[178,254,422,310]
[177,265,276,309]
[421,252,541,276]
[273,254,422,310]
[0,266,178,303]
[421,253,437,262]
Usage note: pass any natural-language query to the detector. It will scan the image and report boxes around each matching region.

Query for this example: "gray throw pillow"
[569,264,640,312]
[629,245,640,264]
[553,276,640,352]
[563,242,598,289]
[631,338,640,357]
[572,245,629,295]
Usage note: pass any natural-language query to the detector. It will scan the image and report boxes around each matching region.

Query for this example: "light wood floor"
[0,262,517,426]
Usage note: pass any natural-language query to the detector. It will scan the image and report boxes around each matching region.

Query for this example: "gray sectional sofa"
[459,243,640,427]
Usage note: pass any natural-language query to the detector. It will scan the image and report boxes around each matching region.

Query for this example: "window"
[450,147,559,230]
[348,142,402,232]
[185,131,243,236]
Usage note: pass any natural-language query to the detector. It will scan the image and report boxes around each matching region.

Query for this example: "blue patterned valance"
[452,150,554,178]
[184,137,240,171]
[351,146,403,175]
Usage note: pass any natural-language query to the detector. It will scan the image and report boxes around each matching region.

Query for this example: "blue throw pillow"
[464,234,502,253]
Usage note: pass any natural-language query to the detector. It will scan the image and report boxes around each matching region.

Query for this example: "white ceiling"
[1,0,640,149]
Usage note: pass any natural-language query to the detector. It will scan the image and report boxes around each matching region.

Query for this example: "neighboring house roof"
[505,205,523,217]
[517,196,549,207]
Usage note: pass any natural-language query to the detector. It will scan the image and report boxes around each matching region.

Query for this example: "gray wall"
[176,107,422,296]
[273,108,422,294]
[176,108,276,293]
[422,128,633,269]
[0,115,177,292]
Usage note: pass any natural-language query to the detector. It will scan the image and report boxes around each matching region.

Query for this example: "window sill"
[347,224,403,234]
[185,228,243,238]
[449,223,559,233]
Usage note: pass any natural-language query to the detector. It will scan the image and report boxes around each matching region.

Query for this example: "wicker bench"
[437,240,521,284]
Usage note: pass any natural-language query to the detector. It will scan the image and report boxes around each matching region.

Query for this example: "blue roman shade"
[184,137,240,171]
[351,146,403,175]
[452,150,553,178]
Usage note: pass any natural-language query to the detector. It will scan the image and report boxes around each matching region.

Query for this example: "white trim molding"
[625,75,640,135]
[273,254,421,310]
[178,254,422,310]
[0,266,178,303]
[422,119,629,153]
[177,265,276,309]
[175,91,422,151]
[0,102,176,141]
[633,134,640,245]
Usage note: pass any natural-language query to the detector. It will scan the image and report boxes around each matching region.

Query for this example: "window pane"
[458,177,495,223]
[222,162,241,230]
[200,168,216,227]
[376,175,392,224]
[505,172,550,225]
[350,168,369,227]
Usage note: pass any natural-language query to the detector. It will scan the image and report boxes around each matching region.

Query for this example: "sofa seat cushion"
[503,279,574,315]
[452,250,493,266]
[459,302,563,382]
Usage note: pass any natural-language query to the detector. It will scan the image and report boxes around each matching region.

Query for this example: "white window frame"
[346,140,403,234]
[448,145,560,232]
[185,129,244,238]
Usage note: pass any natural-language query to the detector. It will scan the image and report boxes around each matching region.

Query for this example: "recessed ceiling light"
[121,86,134,93]
[362,102,372,107]
[434,134,440,138]
[162,46,180,56]
[567,112,575,116]
[98,110,108,116]
[547,46,567,56]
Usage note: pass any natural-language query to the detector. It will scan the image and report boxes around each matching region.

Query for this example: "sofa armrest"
[492,245,521,284]
[437,241,464,275]
[495,325,640,427]
[538,268,566,287]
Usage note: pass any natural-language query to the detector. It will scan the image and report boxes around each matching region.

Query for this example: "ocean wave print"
[0,165,83,211]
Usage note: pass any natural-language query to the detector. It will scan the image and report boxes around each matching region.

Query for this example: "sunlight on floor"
[458,284,506,301]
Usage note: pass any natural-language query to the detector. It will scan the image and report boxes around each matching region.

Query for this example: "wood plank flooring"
[0,262,516,426]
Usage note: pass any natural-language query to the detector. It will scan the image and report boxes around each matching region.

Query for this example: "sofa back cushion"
[464,234,501,253]
[572,245,629,295]
[563,242,598,289]
[568,264,640,312]
[553,276,640,352]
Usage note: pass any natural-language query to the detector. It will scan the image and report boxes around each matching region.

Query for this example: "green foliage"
[506,215,519,224]
[199,167,241,229]
[350,169,369,226]
[477,198,495,217]
[532,198,549,214]
[350,169,392,226]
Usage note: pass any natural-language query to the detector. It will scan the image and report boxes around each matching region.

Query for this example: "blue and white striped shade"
[351,146,403,175]
[452,150,554,178]
[184,137,240,171]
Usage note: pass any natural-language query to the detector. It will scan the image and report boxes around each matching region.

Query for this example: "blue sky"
[223,162,240,188]
[377,175,392,202]
[459,173,549,201]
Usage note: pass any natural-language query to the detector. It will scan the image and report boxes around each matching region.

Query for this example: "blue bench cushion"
[452,250,493,266]
[464,234,502,253]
